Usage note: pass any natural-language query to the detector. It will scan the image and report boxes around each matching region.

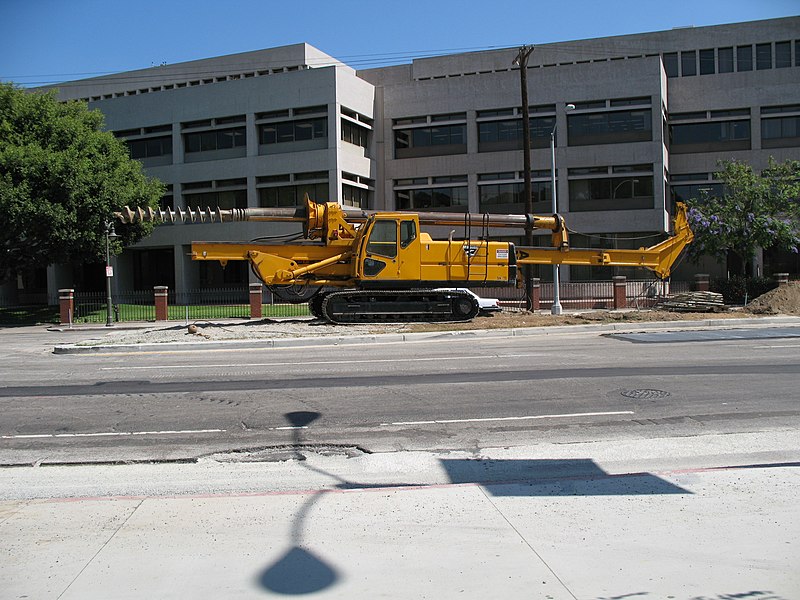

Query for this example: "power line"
[1,44,517,84]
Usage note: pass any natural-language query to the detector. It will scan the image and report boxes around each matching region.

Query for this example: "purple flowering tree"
[686,158,800,276]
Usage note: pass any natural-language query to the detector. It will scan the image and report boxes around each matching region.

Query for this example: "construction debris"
[656,291,726,313]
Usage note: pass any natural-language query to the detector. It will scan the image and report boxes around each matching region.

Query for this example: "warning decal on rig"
[496,249,509,260]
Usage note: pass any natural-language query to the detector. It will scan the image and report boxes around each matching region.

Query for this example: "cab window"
[366,220,398,258]
[400,220,417,249]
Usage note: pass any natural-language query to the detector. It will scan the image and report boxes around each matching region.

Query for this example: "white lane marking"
[100,353,543,370]
[272,426,308,431]
[1,429,226,439]
[382,410,635,426]
[752,344,800,348]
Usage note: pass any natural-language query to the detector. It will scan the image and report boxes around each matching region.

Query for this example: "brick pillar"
[530,278,540,311]
[612,276,627,309]
[250,283,263,318]
[775,273,789,286]
[59,288,74,325]
[154,286,169,321]
[694,273,710,292]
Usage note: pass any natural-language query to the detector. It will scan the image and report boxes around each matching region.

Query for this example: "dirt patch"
[745,282,800,315]
[80,303,793,346]
[402,308,752,333]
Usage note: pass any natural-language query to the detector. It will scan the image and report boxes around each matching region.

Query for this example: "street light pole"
[550,103,575,316]
[513,45,535,310]
[104,220,119,327]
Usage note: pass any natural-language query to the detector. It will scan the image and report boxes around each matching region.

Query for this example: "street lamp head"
[106,221,120,241]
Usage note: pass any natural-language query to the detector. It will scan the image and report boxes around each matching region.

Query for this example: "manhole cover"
[620,389,671,400]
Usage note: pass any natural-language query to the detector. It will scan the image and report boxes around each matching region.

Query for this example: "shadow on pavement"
[257,413,692,594]
[257,411,341,595]
[440,458,690,496]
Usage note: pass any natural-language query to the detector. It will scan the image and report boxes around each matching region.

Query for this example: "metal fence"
[2,279,692,325]
[72,290,155,323]
[468,279,690,310]
[69,287,312,323]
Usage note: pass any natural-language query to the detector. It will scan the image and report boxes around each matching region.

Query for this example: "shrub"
[711,275,778,304]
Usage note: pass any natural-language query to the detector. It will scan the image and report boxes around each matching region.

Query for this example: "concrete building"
[23,17,800,299]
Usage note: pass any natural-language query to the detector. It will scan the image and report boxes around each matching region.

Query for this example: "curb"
[52,316,800,354]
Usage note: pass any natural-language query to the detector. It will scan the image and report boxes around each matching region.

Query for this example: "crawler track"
[318,289,480,324]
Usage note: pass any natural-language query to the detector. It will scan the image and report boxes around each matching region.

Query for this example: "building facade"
[29,17,800,298]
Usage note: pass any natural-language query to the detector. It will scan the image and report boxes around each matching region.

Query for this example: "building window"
[341,119,370,149]
[394,124,466,159]
[184,188,247,210]
[258,182,328,207]
[342,184,370,208]
[737,45,753,71]
[477,179,552,214]
[681,50,697,76]
[775,41,792,68]
[159,185,174,211]
[394,176,468,211]
[567,109,652,146]
[699,49,715,75]
[669,119,751,154]
[569,174,654,212]
[718,47,734,73]
[671,182,723,206]
[393,113,467,159]
[199,261,248,287]
[663,52,678,78]
[259,118,327,145]
[185,127,246,153]
[756,43,773,70]
[126,135,172,160]
[132,249,175,291]
[762,116,800,149]
[477,116,555,152]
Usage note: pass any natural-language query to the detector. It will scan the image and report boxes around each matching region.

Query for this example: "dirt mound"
[746,282,800,315]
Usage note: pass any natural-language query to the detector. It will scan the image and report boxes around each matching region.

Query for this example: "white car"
[436,288,502,316]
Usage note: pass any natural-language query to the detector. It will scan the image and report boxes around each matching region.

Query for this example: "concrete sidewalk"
[3,432,799,599]
[50,315,800,354]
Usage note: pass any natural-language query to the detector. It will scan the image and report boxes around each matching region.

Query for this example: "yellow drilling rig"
[117,197,693,323]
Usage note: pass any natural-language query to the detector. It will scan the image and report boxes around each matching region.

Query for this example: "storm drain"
[620,389,671,400]
[207,444,368,463]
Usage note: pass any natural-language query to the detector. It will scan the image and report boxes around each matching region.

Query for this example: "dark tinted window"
[737,46,752,71]
[567,110,652,146]
[663,53,678,77]
[718,47,734,73]
[775,41,791,68]
[699,49,715,74]
[756,43,772,70]
[681,51,697,76]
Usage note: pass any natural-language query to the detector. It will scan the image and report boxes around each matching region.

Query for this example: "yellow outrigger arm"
[515,203,694,279]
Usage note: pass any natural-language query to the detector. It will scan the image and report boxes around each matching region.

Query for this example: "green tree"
[686,158,800,275]
[0,83,162,283]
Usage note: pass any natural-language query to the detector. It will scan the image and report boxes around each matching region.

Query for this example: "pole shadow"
[256,411,341,595]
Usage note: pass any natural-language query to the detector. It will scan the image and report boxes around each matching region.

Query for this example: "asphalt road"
[1,323,798,465]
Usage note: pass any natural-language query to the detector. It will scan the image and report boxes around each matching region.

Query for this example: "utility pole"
[513,45,535,310]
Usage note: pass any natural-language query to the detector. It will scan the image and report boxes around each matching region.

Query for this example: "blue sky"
[1,0,798,86]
